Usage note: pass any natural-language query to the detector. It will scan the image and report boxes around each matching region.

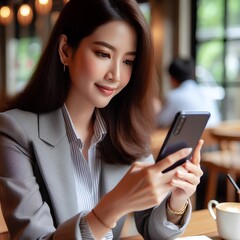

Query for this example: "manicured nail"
[177,170,183,177]
[185,148,192,154]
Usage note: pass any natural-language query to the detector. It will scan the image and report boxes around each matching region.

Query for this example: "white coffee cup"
[208,200,240,240]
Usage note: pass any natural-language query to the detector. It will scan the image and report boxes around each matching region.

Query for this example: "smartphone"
[156,110,210,173]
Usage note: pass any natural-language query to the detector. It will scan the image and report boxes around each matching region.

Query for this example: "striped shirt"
[62,105,113,239]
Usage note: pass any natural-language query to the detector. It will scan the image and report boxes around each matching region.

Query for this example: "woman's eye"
[96,51,110,59]
[123,59,134,66]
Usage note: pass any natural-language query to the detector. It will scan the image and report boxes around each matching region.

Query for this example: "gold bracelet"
[92,209,116,229]
[167,199,189,216]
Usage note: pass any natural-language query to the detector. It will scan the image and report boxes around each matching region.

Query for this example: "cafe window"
[1,1,64,96]
[192,0,240,120]
[6,37,42,94]
[139,2,151,24]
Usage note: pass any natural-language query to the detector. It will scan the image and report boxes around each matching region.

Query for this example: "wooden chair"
[0,205,9,240]
[201,121,240,208]
[151,128,168,160]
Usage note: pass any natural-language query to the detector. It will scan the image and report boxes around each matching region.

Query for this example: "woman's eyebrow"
[93,41,136,56]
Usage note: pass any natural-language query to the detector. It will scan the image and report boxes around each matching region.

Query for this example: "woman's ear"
[59,34,71,65]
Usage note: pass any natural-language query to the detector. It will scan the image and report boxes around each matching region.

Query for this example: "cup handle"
[208,200,219,220]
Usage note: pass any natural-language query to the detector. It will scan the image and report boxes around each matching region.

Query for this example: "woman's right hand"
[94,147,192,224]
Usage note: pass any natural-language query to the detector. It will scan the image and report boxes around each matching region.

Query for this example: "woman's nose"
[105,63,121,82]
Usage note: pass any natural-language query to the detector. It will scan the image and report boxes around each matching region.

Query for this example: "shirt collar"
[62,104,107,145]
[94,108,107,144]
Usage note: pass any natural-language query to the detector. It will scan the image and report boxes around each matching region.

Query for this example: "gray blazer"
[0,108,191,240]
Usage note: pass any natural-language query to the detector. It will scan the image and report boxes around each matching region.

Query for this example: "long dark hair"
[2,0,157,164]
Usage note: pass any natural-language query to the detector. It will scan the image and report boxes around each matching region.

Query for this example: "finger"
[171,177,196,194]
[155,147,192,173]
[175,169,202,186]
[184,160,203,178]
[175,164,188,173]
[191,139,204,165]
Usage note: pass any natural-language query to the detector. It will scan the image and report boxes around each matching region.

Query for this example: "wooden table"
[1,206,220,239]
[211,120,240,141]
[121,209,220,240]
[181,209,219,239]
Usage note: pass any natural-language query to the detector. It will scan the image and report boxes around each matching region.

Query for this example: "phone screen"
[156,111,210,173]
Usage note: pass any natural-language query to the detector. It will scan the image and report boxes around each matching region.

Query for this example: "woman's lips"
[96,84,117,96]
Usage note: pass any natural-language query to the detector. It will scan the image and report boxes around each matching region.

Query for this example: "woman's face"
[66,21,137,109]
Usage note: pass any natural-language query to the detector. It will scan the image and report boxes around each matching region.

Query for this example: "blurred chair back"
[0,204,9,240]
[201,120,240,207]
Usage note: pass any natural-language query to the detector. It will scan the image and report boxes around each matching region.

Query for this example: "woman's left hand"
[169,139,204,210]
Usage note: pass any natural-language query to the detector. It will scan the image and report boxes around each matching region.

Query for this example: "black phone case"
[156,110,210,173]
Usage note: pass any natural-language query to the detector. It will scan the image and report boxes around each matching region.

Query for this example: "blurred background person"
[156,57,221,128]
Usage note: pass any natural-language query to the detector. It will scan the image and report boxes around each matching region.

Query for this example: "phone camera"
[173,115,186,135]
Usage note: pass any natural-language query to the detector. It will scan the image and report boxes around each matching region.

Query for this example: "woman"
[0,0,203,239]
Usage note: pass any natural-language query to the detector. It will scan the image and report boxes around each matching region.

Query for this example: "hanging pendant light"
[0,5,13,25]
[63,0,70,4]
[35,0,52,15]
[17,3,33,26]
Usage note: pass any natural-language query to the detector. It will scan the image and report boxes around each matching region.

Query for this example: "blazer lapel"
[33,108,78,224]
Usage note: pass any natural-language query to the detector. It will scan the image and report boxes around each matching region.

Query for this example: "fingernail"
[177,170,183,177]
[185,148,192,154]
